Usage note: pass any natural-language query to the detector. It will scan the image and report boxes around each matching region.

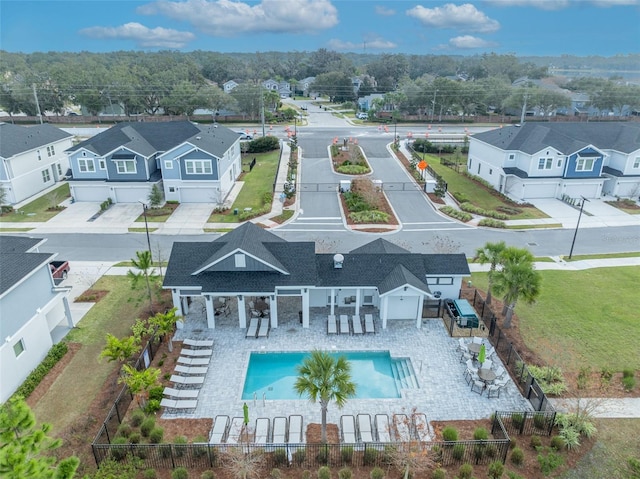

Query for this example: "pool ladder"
[253,392,266,407]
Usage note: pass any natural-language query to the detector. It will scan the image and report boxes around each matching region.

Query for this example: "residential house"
[163,223,470,331]
[223,80,240,94]
[467,122,640,200]
[66,121,242,204]
[0,236,73,403]
[262,79,291,98]
[298,77,315,96]
[0,123,73,205]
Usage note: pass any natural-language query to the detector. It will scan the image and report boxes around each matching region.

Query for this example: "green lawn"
[0,183,70,223]
[32,276,152,434]
[208,150,280,223]
[471,266,640,372]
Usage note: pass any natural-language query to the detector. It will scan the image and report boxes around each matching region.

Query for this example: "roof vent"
[333,254,344,269]
[196,136,202,140]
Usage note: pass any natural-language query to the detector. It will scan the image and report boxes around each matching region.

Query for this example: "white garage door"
[387,296,420,320]
[72,184,110,202]
[114,186,151,203]
[523,182,558,199]
[564,183,600,199]
[180,187,218,203]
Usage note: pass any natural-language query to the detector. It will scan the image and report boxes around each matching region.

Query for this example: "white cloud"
[486,0,639,9]
[447,35,498,49]
[406,3,500,32]
[327,37,397,51]
[138,0,339,36]
[79,22,195,48]
[375,5,396,16]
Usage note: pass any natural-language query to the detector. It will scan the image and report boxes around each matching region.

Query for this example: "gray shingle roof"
[0,236,52,296]
[473,122,640,155]
[0,123,72,159]
[349,238,410,254]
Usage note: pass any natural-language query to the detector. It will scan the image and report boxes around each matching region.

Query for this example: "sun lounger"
[246,317,259,338]
[393,414,411,442]
[340,315,350,335]
[254,418,270,444]
[327,315,337,334]
[183,338,214,348]
[177,356,209,366]
[412,413,432,441]
[226,417,245,444]
[160,398,197,410]
[170,375,204,386]
[341,415,357,443]
[375,414,391,442]
[288,415,303,443]
[365,314,375,334]
[174,364,208,376]
[357,414,373,442]
[163,387,199,399]
[181,348,213,357]
[257,317,270,338]
[352,316,363,335]
[209,415,229,444]
[272,417,287,443]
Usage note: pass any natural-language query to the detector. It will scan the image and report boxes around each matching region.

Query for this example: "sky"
[1,0,639,57]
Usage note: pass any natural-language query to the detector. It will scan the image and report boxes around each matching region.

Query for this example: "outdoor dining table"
[467,342,482,358]
[478,368,496,384]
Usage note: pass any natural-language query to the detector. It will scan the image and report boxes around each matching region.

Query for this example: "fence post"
[92,444,100,467]
[103,422,111,443]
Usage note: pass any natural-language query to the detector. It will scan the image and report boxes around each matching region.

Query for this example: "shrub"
[577,366,591,390]
[538,450,564,476]
[117,423,132,438]
[193,439,209,458]
[337,164,370,175]
[201,472,216,479]
[600,367,614,389]
[143,469,157,479]
[533,413,548,431]
[270,468,282,479]
[370,466,385,479]
[622,376,636,391]
[623,368,635,378]
[488,460,505,479]
[349,210,390,224]
[459,202,509,220]
[478,218,507,228]
[442,426,459,441]
[338,467,352,479]
[317,465,331,479]
[172,467,189,479]
[130,410,146,427]
[439,206,472,222]
[506,472,525,479]
[110,437,129,461]
[458,463,473,479]
[247,136,280,153]
[452,444,465,461]
[140,417,155,437]
[302,470,312,479]
[316,446,329,465]
[273,448,288,466]
[510,447,524,466]
[530,435,542,449]
[12,342,68,399]
[148,386,164,402]
[431,468,446,479]
[473,427,489,440]
[135,445,148,459]
[129,432,141,444]
[549,436,565,451]
[149,427,164,444]
[511,413,524,430]
[486,444,498,458]
[174,435,188,457]
[293,449,306,466]
[473,443,486,460]
[363,448,378,466]
[451,191,469,204]
[144,399,161,414]
[341,445,354,464]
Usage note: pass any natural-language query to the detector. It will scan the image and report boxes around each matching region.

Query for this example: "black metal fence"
[493,411,556,438]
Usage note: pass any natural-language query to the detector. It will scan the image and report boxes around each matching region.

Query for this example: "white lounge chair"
[226,417,245,444]
[327,315,337,334]
[177,356,210,366]
[183,338,214,348]
[412,413,432,442]
[209,415,229,444]
[341,415,357,443]
[288,415,303,443]
[375,414,391,442]
[160,398,197,410]
[170,375,204,386]
[257,317,270,338]
[272,417,287,443]
[351,316,363,335]
[393,414,411,442]
[339,315,350,335]
[174,364,208,375]
[356,414,373,442]
[163,387,199,399]
[364,314,375,334]
[181,348,213,357]
[246,317,259,338]
[254,418,270,444]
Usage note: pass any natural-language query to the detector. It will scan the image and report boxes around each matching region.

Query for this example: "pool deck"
[169,297,532,435]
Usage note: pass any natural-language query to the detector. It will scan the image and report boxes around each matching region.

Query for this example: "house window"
[56,163,62,176]
[576,158,595,172]
[538,158,553,170]
[426,277,454,285]
[634,157,640,169]
[234,253,246,268]
[114,159,136,174]
[557,159,563,168]
[37,150,42,161]
[489,169,493,175]
[169,187,176,193]
[47,145,55,157]
[41,169,51,183]
[508,153,515,160]
[13,339,25,357]
[78,158,95,173]
[185,160,212,175]
[164,160,173,169]
[99,159,106,170]
[477,164,481,174]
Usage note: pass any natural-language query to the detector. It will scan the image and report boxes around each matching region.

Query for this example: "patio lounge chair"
[392,414,411,442]
[257,317,270,338]
[181,348,213,357]
[272,417,287,443]
[160,398,197,410]
[163,387,199,399]
[183,338,214,348]
[246,317,259,338]
[209,415,229,444]
[341,415,357,443]
[486,383,502,398]
[226,417,245,444]
[174,364,208,375]
[375,414,391,442]
[351,315,363,335]
[288,415,303,443]
[177,356,209,366]
[364,314,375,334]
[327,315,337,334]
[170,375,204,386]
[412,413,432,442]
[471,379,485,395]
[339,315,350,335]
[255,418,270,444]
[356,414,373,442]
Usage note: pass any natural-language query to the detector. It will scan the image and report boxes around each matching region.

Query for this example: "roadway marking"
[296,217,342,220]
[402,221,454,225]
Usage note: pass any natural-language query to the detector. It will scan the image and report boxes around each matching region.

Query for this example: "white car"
[356,112,368,120]
[236,132,253,140]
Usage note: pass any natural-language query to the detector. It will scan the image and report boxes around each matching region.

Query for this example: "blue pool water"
[242,351,400,400]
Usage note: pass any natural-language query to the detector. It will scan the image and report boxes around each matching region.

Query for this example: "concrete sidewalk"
[549,397,640,418]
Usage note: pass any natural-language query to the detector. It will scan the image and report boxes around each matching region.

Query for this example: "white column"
[172,290,182,314]
[205,295,215,329]
[62,296,74,328]
[354,289,361,316]
[381,297,388,330]
[330,288,335,315]
[416,294,425,329]
[270,295,278,328]
[237,296,247,329]
[302,290,310,328]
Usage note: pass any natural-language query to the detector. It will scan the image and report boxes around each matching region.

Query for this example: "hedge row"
[13,342,68,399]
[459,202,509,220]
[439,206,472,222]
[478,218,507,228]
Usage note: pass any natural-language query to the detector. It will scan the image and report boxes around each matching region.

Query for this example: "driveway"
[527,198,639,228]
[159,204,215,234]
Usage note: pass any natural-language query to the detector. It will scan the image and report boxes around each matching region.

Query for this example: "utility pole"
[32,84,43,124]
[520,91,528,124]
[568,196,589,259]
[260,90,266,137]
[430,89,437,122]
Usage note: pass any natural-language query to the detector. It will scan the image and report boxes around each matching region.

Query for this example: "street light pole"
[568,196,589,259]
[394,119,397,146]
[139,201,152,263]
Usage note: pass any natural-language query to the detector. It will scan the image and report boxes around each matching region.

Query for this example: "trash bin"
[234,208,239,215]
[299,311,303,324]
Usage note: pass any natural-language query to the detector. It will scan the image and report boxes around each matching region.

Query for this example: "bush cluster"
[246,136,280,153]
[337,164,370,174]
[459,202,509,220]
[349,210,389,224]
[439,206,472,222]
[478,218,507,228]
[100,197,113,212]
[13,342,68,399]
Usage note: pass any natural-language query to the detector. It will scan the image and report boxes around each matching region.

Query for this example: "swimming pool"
[241,351,402,400]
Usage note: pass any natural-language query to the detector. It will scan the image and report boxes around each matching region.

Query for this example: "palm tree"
[492,247,541,328]
[128,250,158,314]
[118,365,161,407]
[149,307,183,352]
[99,333,140,363]
[294,350,357,443]
[473,241,507,305]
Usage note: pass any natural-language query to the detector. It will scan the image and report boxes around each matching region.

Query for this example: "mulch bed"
[331,144,370,173]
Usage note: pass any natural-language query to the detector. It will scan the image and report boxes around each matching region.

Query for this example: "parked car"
[356,112,368,120]
[49,261,70,280]
[236,132,253,140]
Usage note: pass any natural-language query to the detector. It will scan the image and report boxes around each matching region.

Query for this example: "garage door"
[522,182,558,199]
[71,184,110,202]
[387,296,420,320]
[180,187,218,203]
[114,186,151,203]
[564,183,600,199]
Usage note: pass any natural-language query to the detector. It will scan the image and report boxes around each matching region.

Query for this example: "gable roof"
[473,122,640,155]
[0,123,72,159]
[350,238,410,254]
[0,236,52,296]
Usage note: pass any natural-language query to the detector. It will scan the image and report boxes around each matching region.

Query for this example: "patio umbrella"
[243,402,249,426]
[478,344,486,366]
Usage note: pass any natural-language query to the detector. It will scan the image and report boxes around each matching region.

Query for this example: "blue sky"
[1,0,639,56]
